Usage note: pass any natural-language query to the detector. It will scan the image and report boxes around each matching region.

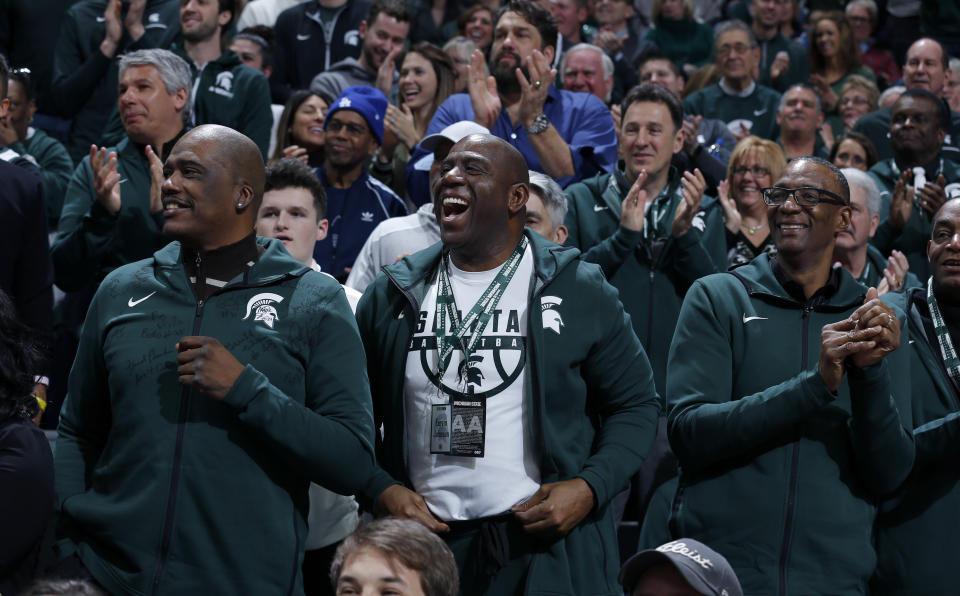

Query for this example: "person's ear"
[509,182,529,216]
[235,183,254,212]
[553,224,568,245]
[672,125,685,155]
[835,205,852,234]
[173,87,188,113]
[542,44,555,65]
[358,20,368,39]
[218,10,231,28]
[316,217,329,242]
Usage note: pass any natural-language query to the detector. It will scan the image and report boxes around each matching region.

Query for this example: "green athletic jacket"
[55,237,377,596]
[563,168,726,394]
[682,82,781,141]
[51,135,174,291]
[868,157,960,281]
[355,230,661,595]
[667,254,914,595]
[9,128,74,227]
[873,288,960,595]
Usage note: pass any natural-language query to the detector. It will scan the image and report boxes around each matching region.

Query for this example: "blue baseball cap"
[325,86,388,145]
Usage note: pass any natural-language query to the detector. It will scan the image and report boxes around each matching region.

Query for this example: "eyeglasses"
[840,96,870,106]
[716,43,752,57]
[326,118,369,137]
[733,165,771,177]
[761,186,848,206]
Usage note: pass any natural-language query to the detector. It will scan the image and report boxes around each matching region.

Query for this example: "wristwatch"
[525,113,550,135]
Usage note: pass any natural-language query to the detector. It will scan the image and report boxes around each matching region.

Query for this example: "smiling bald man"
[54,125,377,596]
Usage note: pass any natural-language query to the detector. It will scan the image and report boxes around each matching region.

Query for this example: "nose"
[276,211,290,230]
[161,172,178,195]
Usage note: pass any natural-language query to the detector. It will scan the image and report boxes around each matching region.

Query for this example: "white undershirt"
[403,246,540,520]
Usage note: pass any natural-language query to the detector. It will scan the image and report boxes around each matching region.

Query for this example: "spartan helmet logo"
[541,296,564,334]
[215,71,233,92]
[242,292,284,329]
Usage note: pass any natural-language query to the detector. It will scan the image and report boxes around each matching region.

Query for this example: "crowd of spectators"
[3,0,960,593]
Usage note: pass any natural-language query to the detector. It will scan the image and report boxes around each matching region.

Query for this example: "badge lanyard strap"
[927,275,960,392]
[434,236,528,385]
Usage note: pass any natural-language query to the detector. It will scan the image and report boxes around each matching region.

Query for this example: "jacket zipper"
[778,305,811,596]
[645,269,655,350]
[151,253,206,595]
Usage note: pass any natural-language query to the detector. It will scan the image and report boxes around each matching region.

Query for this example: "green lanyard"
[434,236,528,386]
[927,276,960,390]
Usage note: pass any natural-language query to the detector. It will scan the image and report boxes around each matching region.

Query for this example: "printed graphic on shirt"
[409,306,526,400]
[243,292,284,328]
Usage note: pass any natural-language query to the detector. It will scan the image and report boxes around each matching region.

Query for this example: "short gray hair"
[714,20,758,51]
[561,43,615,80]
[118,49,193,125]
[778,83,822,115]
[951,57,960,75]
[841,167,881,217]
[878,85,905,108]
[528,170,568,228]
[846,0,877,23]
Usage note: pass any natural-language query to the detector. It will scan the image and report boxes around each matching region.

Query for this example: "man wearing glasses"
[682,20,782,142]
[315,86,407,282]
[666,157,914,594]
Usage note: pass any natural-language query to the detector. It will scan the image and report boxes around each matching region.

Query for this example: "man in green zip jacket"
[54,124,377,595]
[564,82,724,396]
[51,49,190,292]
[873,197,960,594]
[355,133,660,595]
[667,157,915,595]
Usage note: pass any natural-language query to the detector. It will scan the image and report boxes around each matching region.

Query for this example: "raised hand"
[916,173,948,217]
[100,0,123,57]
[672,169,707,238]
[146,144,164,214]
[468,49,501,129]
[515,49,555,127]
[682,115,702,156]
[889,169,914,231]
[620,170,649,232]
[848,287,901,368]
[90,145,122,214]
[375,46,402,98]
[717,179,741,233]
[124,0,147,42]
[878,250,910,295]
[282,145,310,165]
[386,103,419,149]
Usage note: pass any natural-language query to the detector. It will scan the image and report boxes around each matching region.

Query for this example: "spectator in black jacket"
[270,0,371,104]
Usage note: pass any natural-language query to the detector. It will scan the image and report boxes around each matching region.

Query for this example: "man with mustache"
[776,83,829,160]
[425,0,618,187]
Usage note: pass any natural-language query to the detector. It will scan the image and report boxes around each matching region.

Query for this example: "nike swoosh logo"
[297,33,310,41]
[96,16,105,22]
[753,109,767,116]
[128,291,156,307]
[742,315,768,323]
[593,204,608,211]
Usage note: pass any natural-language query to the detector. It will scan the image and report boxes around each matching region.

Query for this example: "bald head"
[162,125,266,250]
[435,133,531,270]
[461,133,529,185]
[184,125,265,206]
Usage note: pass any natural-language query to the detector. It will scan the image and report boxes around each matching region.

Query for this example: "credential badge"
[243,292,284,329]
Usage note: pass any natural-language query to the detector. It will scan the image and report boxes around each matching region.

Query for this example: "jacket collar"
[153,237,310,290]
[731,253,865,310]
[382,228,579,311]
